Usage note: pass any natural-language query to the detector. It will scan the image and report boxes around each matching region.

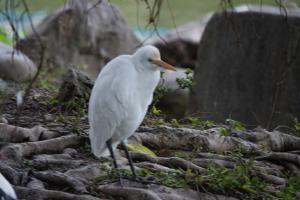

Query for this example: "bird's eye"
[148,58,153,62]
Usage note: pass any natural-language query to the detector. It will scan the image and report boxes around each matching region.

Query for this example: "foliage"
[219,119,246,136]
[293,118,300,137]
[201,162,266,198]
[176,68,194,91]
[170,118,180,127]
[150,105,162,116]
[0,27,12,45]
[153,84,169,103]
[275,177,300,200]
[186,117,214,129]
[130,159,272,199]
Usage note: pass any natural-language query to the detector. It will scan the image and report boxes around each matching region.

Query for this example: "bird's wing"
[89,56,134,157]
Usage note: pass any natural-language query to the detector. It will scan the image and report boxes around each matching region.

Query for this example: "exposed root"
[27,178,45,189]
[0,135,87,161]
[256,173,287,185]
[237,128,300,152]
[133,126,260,155]
[65,164,109,181]
[0,123,59,142]
[31,157,85,170]
[15,186,104,200]
[256,152,300,167]
[98,184,162,200]
[0,161,28,185]
[192,158,235,168]
[32,171,88,194]
[135,162,177,173]
[98,182,238,200]
[130,152,206,173]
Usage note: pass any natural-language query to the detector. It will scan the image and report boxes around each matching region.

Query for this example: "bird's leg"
[106,139,122,184]
[121,141,137,179]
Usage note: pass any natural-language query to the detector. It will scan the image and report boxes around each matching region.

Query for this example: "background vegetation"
[15,0,299,27]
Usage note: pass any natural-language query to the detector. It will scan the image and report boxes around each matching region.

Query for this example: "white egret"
[0,173,17,200]
[89,45,176,179]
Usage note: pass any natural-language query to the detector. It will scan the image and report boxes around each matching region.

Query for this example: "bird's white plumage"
[0,173,17,200]
[89,46,162,157]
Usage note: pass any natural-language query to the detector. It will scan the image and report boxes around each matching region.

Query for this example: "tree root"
[31,157,85,170]
[256,173,287,185]
[135,162,177,173]
[15,186,104,200]
[98,184,162,200]
[192,158,235,168]
[98,182,238,200]
[0,134,87,161]
[27,177,45,189]
[65,164,109,181]
[237,128,300,152]
[133,125,260,155]
[0,123,59,142]
[256,152,300,167]
[130,152,206,173]
[0,161,28,185]
[32,171,88,194]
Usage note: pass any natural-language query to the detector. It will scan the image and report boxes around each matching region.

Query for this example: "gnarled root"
[130,152,205,173]
[15,186,104,200]
[32,171,88,194]
[98,184,162,200]
[0,135,87,161]
[0,123,59,142]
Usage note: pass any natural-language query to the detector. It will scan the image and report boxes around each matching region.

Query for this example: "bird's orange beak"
[151,59,176,71]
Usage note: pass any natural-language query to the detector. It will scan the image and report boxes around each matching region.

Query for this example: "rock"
[150,14,211,69]
[189,5,300,129]
[57,69,93,104]
[0,42,36,82]
[16,0,140,79]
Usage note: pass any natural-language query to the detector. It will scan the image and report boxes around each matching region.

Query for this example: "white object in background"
[0,173,17,200]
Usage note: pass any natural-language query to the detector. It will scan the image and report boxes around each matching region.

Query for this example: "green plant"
[184,117,214,129]
[274,177,300,200]
[219,119,246,136]
[170,118,180,127]
[150,105,162,116]
[219,127,231,136]
[187,117,199,126]
[226,119,246,131]
[0,27,12,45]
[293,118,300,137]
[153,84,169,103]
[176,68,194,91]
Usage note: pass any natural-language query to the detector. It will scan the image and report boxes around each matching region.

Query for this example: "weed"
[170,118,180,127]
[150,105,162,116]
[293,118,300,137]
[153,84,169,103]
[219,119,246,136]
[275,177,300,200]
[176,68,194,91]
[226,119,246,131]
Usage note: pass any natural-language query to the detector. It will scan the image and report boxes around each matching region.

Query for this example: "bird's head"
[133,45,176,72]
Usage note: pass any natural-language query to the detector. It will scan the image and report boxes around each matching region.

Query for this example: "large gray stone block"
[189,5,300,129]
[16,0,140,79]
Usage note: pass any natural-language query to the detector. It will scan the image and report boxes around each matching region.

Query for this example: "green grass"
[1,0,300,27]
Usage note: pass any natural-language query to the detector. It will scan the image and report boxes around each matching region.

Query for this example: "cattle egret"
[89,45,176,179]
[0,173,17,200]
